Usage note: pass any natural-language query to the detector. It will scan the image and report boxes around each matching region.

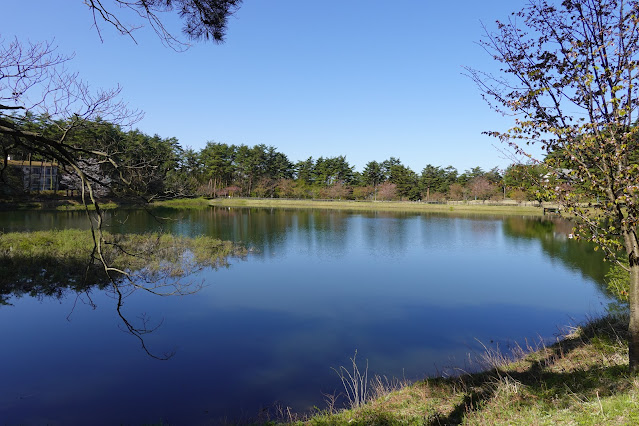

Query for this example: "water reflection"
[0,207,614,424]
[0,227,238,360]
[503,216,611,292]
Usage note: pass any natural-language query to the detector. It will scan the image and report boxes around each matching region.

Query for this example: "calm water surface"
[0,207,612,424]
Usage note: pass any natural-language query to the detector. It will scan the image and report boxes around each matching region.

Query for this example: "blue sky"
[2,0,542,174]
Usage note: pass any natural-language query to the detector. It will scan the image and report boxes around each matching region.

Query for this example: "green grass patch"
[55,201,119,210]
[0,200,43,210]
[208,198,543,216]
[149,197,212,209]
[0,229,244,304]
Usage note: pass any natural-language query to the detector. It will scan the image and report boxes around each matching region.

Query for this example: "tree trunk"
[629,252,639,372]
[623,220,639,372]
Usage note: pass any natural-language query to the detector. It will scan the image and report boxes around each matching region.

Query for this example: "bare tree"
[0,36,210,357]
[467,0,639,370]
[448,183,466,201]
[469,176,497,201]
[0,36,178,353]
[1,1,244,358]
[376,182,397,201]
[2,0,245,193]
[60,157,113,197]
[0,36,141,202]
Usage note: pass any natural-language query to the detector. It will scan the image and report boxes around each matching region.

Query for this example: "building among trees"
[5,158,59,192]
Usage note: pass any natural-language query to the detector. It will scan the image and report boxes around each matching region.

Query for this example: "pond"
[0,207,613,424]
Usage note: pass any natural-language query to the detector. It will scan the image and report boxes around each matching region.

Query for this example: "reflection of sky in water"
[0,208,613,424]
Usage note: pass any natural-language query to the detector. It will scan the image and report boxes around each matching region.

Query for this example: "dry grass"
[208,198,543,216]
[284,314,639,425]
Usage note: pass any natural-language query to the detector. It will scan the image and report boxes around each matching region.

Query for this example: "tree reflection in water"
[502,216,612,297]
[0,229,244,359]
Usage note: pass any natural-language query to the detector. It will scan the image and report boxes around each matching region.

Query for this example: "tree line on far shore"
[1,117,555,202]
[0,117,556,203]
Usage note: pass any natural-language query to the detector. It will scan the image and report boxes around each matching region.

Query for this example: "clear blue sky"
[3,0,543,174]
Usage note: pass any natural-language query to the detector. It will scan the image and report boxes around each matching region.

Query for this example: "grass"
[149,197,212,209]
[208,198,545,216]
[0,200,44,210]
[55,200,119,210]
[0,198,119,211]
[264,314,638,425]
[2,196,548,215]
[0,229,244,304]
[2,196,210,211]
[0,192,121,211]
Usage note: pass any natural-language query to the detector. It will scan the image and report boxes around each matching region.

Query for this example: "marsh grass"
[286,314,638,425]
[0,229,244,304]
[55,200,119,210]
[1,196,211,212]
[0,200,43,210]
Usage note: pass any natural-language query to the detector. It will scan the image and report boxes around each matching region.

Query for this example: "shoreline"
[288,313,634,425]
[208,198,546,216]
[0,196,552,216]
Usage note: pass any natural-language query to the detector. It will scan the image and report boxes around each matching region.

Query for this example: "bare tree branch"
[83,0,242,50]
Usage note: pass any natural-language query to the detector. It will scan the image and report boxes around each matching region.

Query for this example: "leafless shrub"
[332,350,369,409]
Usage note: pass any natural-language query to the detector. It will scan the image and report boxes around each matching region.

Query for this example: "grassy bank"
[1,196,546,215]
[209,198,544,216]
[278,314,636,425]
[149,197,212,209]
[47,196,211,210]
[0,196,120,211]
[1,196,212,211]
[55,200,119,210]
[0,229,244,304]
